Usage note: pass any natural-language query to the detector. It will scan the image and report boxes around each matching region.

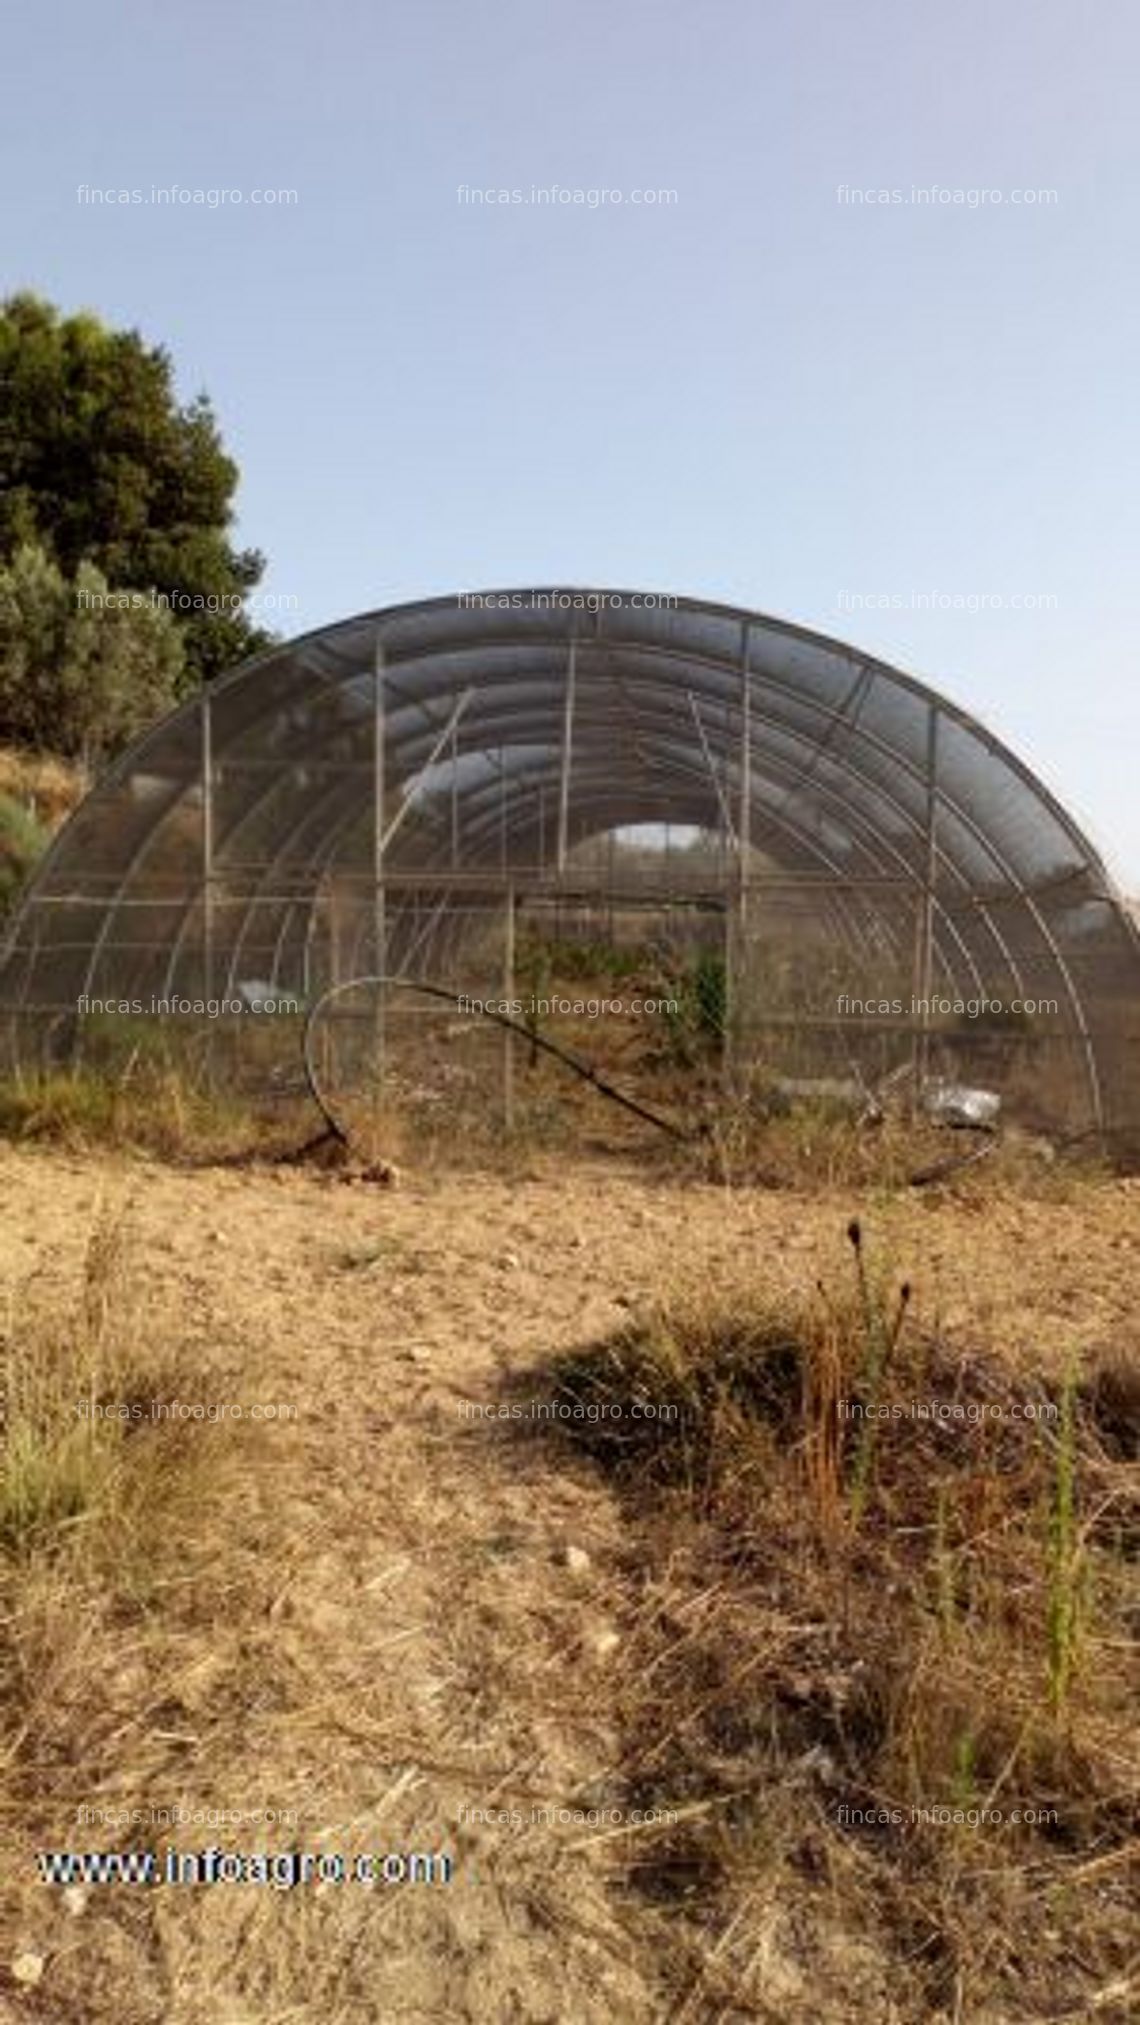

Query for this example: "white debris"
[923,1081,1002,1128]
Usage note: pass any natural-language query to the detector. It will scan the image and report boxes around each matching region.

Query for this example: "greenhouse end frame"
[2,589,1137,1156]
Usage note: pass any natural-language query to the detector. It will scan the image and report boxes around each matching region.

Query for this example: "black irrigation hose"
[301,979,1029,1181]
[301,974,692,1148]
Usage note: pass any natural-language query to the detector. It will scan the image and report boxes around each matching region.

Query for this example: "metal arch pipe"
[187,639,1015,957]
[92,700,988,1050]
[10,587,1111,1002]
[437,742,992,999]
[5,588,1121,1147]
[285,739,989,1015]
[164,673,952,1011]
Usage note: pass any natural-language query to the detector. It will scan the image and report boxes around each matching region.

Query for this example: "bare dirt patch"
[1,1145,1136,2021]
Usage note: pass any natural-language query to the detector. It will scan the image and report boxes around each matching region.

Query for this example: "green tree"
[0,544,184,764]
[0,293,272,688]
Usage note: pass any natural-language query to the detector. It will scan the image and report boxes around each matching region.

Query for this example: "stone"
[561,1545,591,1576]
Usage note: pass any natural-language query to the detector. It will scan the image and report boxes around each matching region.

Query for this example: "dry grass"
[0,1064,308,1164]
[1,1119,1135,2020]
[0,1159,668,2022]
[512,1227,1140,2021]
[0,1198,311,2017]
[311,1005,1118,1200]
[685,1075,1114,1201]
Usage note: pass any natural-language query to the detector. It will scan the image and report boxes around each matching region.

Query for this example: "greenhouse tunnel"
[1,590,1137,1158]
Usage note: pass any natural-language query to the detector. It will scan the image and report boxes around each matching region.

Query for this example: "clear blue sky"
[4,0,1138,886]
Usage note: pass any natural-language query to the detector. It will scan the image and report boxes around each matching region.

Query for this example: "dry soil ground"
[1,1142,1136,2023]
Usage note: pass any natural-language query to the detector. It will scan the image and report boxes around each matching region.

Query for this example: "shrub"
[0,542,184,765]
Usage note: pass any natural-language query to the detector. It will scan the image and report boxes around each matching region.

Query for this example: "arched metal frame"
[2,589,1137,1148]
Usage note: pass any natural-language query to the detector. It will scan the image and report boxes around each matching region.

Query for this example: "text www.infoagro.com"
[37,1847,453,1889]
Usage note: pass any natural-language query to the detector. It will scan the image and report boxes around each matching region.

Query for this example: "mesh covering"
[2,589,1137,1153]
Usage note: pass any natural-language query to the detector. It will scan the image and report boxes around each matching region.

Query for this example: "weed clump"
[512,1227,1138,2020]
